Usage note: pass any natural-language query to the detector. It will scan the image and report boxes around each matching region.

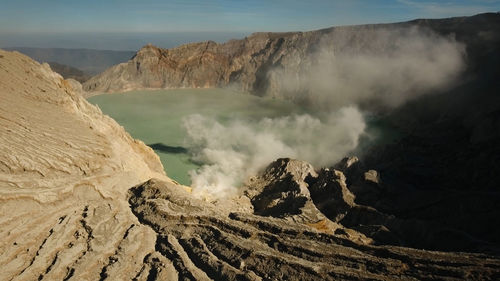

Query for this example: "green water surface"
[88,89,306,185]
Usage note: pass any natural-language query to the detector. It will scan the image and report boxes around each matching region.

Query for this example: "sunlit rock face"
[0,49,171,280]
[83,14,500,115]
[85,14,500,110]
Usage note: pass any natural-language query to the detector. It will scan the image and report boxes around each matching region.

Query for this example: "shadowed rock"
[309,168,356,222]
[128,178,500,280]
[148,143,188,154]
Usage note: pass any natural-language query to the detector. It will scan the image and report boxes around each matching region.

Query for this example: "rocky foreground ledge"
[128,163,500,280]
[0,49,170,280]
[1,49,500,280]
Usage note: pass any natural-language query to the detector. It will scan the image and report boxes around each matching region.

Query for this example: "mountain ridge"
[4,47,135,75]
[83,12,500,101]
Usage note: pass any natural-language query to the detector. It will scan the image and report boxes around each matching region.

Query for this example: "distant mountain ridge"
[4,47,135,75]
[46,61,90,83]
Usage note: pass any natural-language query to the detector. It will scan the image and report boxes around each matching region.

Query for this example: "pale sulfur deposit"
[0,49,170,280]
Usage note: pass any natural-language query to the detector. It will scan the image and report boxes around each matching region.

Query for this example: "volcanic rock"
[308,168,356,222]
[128,178,500,280]
[0,49,169,280]
[245,158,319,219]
[84,13,500,106]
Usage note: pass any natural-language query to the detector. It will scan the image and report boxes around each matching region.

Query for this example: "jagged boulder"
[334,156,384,207]
[308,168,356,222]
[244,158,323,223]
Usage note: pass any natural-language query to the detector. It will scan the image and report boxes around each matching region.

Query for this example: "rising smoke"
[184,26,466,197]
[183,107,365,197]
[268,26,466,109]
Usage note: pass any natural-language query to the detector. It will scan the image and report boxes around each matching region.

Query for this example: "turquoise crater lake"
[88,89,307,185]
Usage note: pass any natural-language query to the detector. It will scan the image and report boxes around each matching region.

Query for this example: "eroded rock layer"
[0,49,170,280]
[83,13,500,103]
[129,178,500,281]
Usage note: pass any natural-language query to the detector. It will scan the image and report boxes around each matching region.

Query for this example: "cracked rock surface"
[129,178,500,281]
[0,49,170,280]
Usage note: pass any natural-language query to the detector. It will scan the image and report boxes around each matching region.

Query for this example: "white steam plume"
[183,107,365,197]
[267,26,465,109]
[182,26,466,197]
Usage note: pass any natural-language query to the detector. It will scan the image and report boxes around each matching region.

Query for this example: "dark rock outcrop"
[243,158,366,243]
[309,168,356,222]
[128,178,500,280]
[335,156,500,253]
[354,12,500,253]
[244,158,500,255]
[245,158,321,221]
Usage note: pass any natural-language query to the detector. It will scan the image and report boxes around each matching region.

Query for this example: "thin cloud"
[397,0,499,17]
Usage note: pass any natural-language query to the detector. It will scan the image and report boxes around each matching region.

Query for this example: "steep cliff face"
[358,13,500,250]
[77,27,335,93]
[83,29,366,95]
[84,13,500,107]
[83,33,295,94]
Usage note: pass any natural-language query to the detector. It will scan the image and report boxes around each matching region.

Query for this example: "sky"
[0,0,499,50]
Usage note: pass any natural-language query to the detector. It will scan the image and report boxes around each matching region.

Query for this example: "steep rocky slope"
[3,49,500,280]
[128,163,500,280]
[359,13,500,253]
[0,49,169,280]
[84,13,499,102]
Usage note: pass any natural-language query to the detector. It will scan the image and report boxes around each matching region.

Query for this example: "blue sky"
[0,0,499,50]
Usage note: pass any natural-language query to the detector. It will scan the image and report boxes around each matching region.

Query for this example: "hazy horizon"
[1,0,499,51]
[0,31,250,51]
